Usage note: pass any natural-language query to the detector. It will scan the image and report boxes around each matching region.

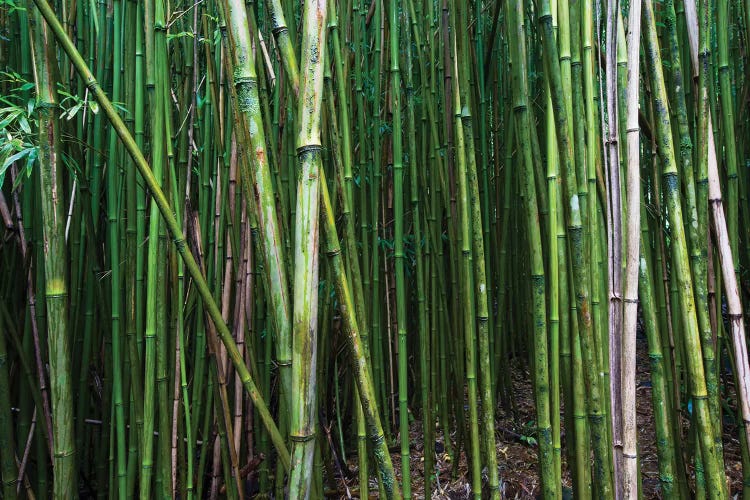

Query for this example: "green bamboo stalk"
[286,1,327,497]
[319,166,402,500]
[106,1,127,495]
[448,3,481,495]
[509,2,554,496]
[123,2,144,495]
[390,0,411,496]
[638,172,679,499]
[693,0,725,473]
[140,0,165,493]
[716,0,739,275]
[30,7,77,497]
[453,2,500,495]
[545,80,564,500]
[403,13,433,495]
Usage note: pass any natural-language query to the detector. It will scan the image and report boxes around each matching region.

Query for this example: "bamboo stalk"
[621,0,642,495]
[286,0,327,496]
[29,7,77,497]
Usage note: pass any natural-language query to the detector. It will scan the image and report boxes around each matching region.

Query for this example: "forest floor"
[342,336,745,499]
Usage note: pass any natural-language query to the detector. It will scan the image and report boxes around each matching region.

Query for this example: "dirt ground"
[341,337,744,499]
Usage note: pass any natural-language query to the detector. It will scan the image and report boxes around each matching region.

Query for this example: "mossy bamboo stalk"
[264,3,401,493]
[448,3,481,495]
[219,0,294,427]
[509,2,554,496]
[286,0,327,496]
[537,0,613,494]
[641,0,727,494]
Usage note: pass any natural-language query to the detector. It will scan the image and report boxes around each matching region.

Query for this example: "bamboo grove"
[1,0,750,497]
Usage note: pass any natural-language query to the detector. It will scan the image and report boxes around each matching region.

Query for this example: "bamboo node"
[296,144,323,156]
[86,78,100,92]
[289,432,316,443]
[271,26,289,36]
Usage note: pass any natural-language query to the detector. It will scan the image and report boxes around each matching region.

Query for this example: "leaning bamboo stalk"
[219,0,294,420]
[319,166,402,499]
[707,143,750,458]
[29,0,291,471]
[323,63,371,498]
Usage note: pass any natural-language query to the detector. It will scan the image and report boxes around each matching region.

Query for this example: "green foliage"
[0,72,104,188]
[0,72,37,187]
[0,0,25,13]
